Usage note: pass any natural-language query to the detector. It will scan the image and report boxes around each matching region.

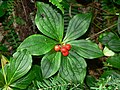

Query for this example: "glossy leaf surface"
[69,40,103,59]
[99,32,120,52]
[63,13,92,42]
[59,51,87,83]
[17,34,57,55]
[118,15,120,35]
[10,69,35,89]
[6,50,32,84]
[103,46,115,56]
[99,32,119,46]
[108,38,120,52]
[41,51,61,78]
[35,2,64,42]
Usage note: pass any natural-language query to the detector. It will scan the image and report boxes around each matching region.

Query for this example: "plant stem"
[21,0,28,21]
[1,56,7,84]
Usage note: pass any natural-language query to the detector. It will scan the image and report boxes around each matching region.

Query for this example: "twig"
[12,11,17,28]
[71,3,83,7]
[86,23,117,40]
[92,22,102,30]
[21,0,28,21]
[69,4,72,18]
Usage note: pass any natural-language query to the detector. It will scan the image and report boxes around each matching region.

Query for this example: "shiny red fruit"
[61,47,68,53]
[62,50,69,56]
[54,45,61,52]
[65,44,71,50]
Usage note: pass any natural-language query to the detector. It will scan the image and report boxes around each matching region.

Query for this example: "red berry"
[65,44,71,50]
[62,50,69,56]
[61,46,68,53]
[54,45,61,52]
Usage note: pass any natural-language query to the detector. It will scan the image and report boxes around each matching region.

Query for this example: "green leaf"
[59,51,87,83]
[103,46,115,56]
[49,0,64,14]
[99,32,119,46]
[10,68,35,89]
[17,34,57,55]
[99,32,120,52]
[35,2,64,42]
[69,40,103,59]
[101,70,120,78]
[108,38,120,52]
[41,51,61,78]
[0,70,5,88]
[6,50,32,84]
[118,15,120,35]
[32,65,43,81]
[63,13,92,42]
[107,55,120,69]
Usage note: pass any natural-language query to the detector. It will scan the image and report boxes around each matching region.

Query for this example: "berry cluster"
[54,44,71,56]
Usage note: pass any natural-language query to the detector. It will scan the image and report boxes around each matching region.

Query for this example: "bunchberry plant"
[17,2,103,84]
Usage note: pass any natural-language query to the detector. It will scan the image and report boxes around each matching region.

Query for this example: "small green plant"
[86,69,120,90]
[99,18,120,69]
[91,76,120,90]
[0,50,34,89]
[17,1,103,85]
